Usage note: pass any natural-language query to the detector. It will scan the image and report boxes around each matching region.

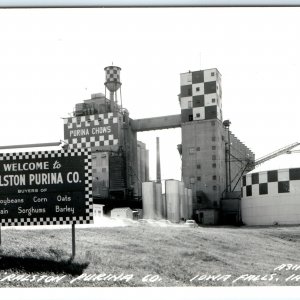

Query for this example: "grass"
[1,221,300,287]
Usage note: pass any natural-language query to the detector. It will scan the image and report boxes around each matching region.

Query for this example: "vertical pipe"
[156,137,161,183]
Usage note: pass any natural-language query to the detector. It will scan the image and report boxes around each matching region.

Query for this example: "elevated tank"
[165,180,180,223]
[104,66,122,104]
[142,182,156,219]
[104,66,121,92]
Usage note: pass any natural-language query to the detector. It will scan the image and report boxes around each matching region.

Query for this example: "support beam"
[131,114,181,132]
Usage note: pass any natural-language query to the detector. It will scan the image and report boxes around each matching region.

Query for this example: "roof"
[111,207,132,212]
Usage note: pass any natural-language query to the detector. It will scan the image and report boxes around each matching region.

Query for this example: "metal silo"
[165,180,180,223]
[142,182,156,219]
[162,193,167,219]
[184,187,189,220]
[187,188,193,219]
[155,182,163,219]
[179,181,185,221]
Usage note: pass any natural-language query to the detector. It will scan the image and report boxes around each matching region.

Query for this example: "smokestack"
[156,137,161,183]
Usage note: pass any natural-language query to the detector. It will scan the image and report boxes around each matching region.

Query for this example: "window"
[212,136,216,142]
[197,176,201,181]
[222,136,224,141]
[189,147,195,154]
[197,164,201,169]
[278,181,290,193]
[259,183,268,195]
[213,185,217,191]
[196,147,200,151]
[212,98,216,103]
[211,72,215,76]
[188,88,192,96]
[211,121,215,126]
[212,155,216,160]
[190,177,195,184]
[196,87,200,92]
[212,175,217,180]
[188,101,192,108]
[196,113,200,118]
[102,168,107,173]
[92,168,97,173]
[212,163,216,168]
[189,115,193,121]
[212,146,216,150]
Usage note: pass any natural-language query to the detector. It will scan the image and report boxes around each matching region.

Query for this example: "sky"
[0,7,300,181]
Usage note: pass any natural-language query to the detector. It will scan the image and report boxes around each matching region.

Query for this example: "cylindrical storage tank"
[165,180,180,223]
[140,147,146,183]
[184,188,189,220]
[142,182,156,219]
[179,181,185,221]
[187,188,193,219]
[241,167,300,225]
[155,183,163,219]
[137,146,142,197]
[162,193,167,219]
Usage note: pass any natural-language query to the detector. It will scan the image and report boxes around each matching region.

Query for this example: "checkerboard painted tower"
[180,68,222,122]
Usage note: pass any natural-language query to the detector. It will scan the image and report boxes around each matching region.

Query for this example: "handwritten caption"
[1,264,300,285]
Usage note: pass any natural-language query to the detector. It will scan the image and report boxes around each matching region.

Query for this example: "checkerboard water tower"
[104,66,122,105]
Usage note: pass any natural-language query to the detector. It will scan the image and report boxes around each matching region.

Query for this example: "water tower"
[104,66,122,109]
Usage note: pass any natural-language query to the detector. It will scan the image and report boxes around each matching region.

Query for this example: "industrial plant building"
[64,66,256,224]
[178,68,254,224]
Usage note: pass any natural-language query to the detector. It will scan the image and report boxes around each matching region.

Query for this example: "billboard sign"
[64,112,119,149]
[0,149,93,226]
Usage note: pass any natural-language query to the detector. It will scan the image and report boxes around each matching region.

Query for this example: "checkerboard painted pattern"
[242,168,300,197]
[105,66,121,83]
[180,68,222,122]
[64,112,119,149]
[0,149,93,226]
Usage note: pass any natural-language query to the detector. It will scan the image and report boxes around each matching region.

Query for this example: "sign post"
[71,224,76,260]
